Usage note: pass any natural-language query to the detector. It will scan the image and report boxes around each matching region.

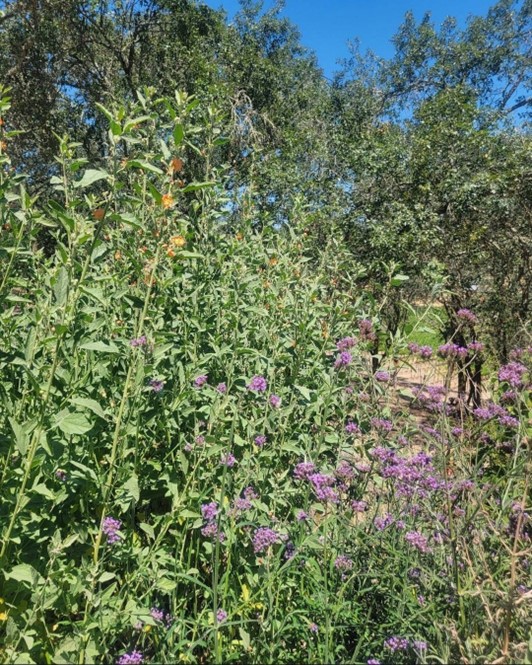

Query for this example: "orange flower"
[0,117,4,126]
[161,193,174,209]
[166,247,176,258]
[235,232,243,241]
[0,140,7,151]
[269,257,278,266]
[169,157,184,173]
[92,207,105,221]
[114,250,122,261]
[170,235,186,248]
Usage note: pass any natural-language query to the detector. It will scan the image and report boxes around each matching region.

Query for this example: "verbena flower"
[345,420,360,434]
[358,319,376,341]
[102,516,122,545]
[296,510,309,521]
[456,308,478,323]
[375,370,390,382]
[405,530,431,553]
[269,393,281,408]
[254,434,267,447]
[336,336,356,351]
[117,651,143,665]
[216,382,227,393]
[309,622,318,634]
[384,636,409,651]
[252,527,282,553]
[201,522,225,542]
[294,462,316,480]
[216,609,227,623]
[201,502,219,521]
[247,375,267,392]
[334,351,352,368]
[221,452,236,467]
[498,361,527,388]
[149,378,164,393]
[194,374,208,388]
[150,607,164,622]
[130,336,147,348]
[334,555,354,571]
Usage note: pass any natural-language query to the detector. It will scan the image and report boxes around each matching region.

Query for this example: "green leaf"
[294,385,312,401]
[391,274,410,287]
[128,160,163,175]
[80,341,119,353]
[173,123,184,145]
[54,411,93,435]
[9,418,28,455]
[122,474,139,503]
[71,397,106,419]
[53,267,69,306]
[110,212,144,231]
[74,169,110,189]
[123,115,153,132]
[5,563,41,585]
[181,181,215,193]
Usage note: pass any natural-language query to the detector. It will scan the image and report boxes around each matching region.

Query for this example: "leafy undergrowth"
[0,92,530,665]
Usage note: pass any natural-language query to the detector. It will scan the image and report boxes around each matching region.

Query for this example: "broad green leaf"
[173,123,184,145]
[5,563,41,585]
[128,160,163,175]
[80,341,119,353]
[53,267,69,306]
[73,169,110,189]
[54,411,93,435]
[71,397,106,419]
[8,417,28,455]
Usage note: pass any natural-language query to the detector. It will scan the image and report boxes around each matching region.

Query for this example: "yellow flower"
[169,157,184,173]
[269,257,278,266]
[170,235,186,248]
[161,194,174,209]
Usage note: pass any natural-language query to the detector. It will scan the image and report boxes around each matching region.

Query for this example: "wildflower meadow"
[0,39,530,665]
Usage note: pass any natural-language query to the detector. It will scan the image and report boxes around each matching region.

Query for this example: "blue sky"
[202,0,494,78]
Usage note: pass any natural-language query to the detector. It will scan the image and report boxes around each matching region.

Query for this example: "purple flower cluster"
[117,651,143,665]
[345,420,360,434]
[438,342,468,359]
[371,448,443,500]
[374,513,395,531]
[334,351,353,369]
[194,374,208,388]
[408,342,433,358]
[384,636,410,652]
[216,609,227,623]
[309,473,339,503]
[252,526,283,554]
[468,341,484,353]
[336,461,355,481]
[374,370,390,382]
[370,417,393,432]
[254,434,267,447]
[150,607,165,622]
[473,401,519,427]
[149,378,164,393]
[130,336,147,348]
[456,308,478,324]
[293,461,316,480]
[247,375,268,392]
[351,500,368,513]
[414,384,449,413]
[405,530,431,553]
[201,500,224,542]
[269,393,281,408]
[201,502,219,521]
[498,361,528,388]
[221,452,236,467]
[216,382,227,393]
[296,510,309,521]
[102,517,122,545]
[336,336,356,351]
[334,555,354,571]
